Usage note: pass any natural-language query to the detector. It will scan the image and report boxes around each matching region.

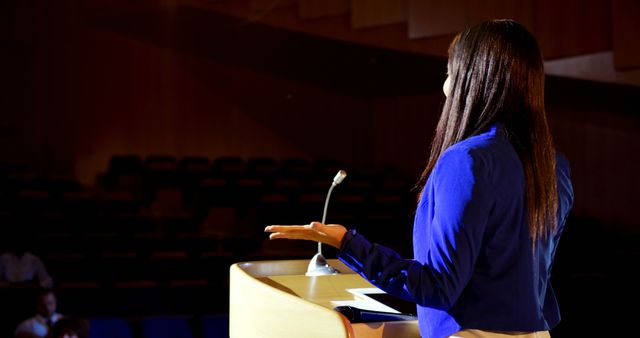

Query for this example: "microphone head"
[333,170,347,185]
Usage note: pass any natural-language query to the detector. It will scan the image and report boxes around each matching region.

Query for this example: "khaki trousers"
[450,329,551,338]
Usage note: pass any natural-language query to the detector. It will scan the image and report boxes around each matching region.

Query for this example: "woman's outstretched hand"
[264,222,348,249]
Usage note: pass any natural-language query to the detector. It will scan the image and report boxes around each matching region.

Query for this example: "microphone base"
[305,265,340,276]
[305,253,340,276]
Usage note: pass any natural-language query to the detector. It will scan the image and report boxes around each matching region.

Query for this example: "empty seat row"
[2,187,414,219]
[105,155,339,175]
[45,252,237,285]
[87,315,228,338]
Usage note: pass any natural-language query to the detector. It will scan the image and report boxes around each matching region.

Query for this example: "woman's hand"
[264,222,348,249]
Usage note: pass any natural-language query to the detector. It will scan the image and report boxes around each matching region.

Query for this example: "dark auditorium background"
[1,0,639,337]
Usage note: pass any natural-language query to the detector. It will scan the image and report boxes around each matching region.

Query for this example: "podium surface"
[229,259,419,338]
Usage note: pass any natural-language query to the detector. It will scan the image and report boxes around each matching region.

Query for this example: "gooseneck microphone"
[306,170,347,276]
[333,305,417,323]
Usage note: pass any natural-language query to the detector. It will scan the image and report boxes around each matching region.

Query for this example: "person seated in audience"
[0,232,53,288]
[15,289,64,338]
[49,317,89,338]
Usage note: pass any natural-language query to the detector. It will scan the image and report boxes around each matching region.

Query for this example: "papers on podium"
[331,288,402,313]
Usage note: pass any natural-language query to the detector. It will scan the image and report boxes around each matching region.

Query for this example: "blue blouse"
[338,124,574,338]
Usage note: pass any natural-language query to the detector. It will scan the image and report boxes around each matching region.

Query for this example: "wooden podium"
[229,259,419,338]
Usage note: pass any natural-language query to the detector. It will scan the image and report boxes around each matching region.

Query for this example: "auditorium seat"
[313,159,343,176]
[140,316,193,338]
[196,178,233,210]
[198,253,237,282]
[61,191,101,218]
[166,281,216,314]
[280,157,312,179]
[173,233,217,258]
[88,317,134,338]
[148,250,190,281]
[201,207,238,234]
[296,193,324,220]
[334,193,366,217]
[35,231,76,256]
[116,214,158,238]
[200,207,261,255]
[179,157,211,205]
[246,157,278,175]
[16,190,50,215]
[307,178,333,195]
[103,155,143,193]
[234,178,266,206]
[0,160,30,177]
[180,156,211,170]
[106,155,142,177]
[150,188,186,217]
[212,157,244,180]
[372,192,402,207]
[56,283,105,316]
[45,251,92,283]
[100,191,141,216]
[81,233,120,255]
[271,178,302,200]
[145,155,179,189]
[362,212,394,237]
[343,177,373,194]
[256,194,292,225]
[257,237,316,259]
[6,172,44,191]
[200,314,229,338]
[98,251,147,284]
[161,214,199,237]
[110,284,166,317]
[379,177,411,195]
[46,176,83,197]
[145,155,177,167]
[179,157,211,184]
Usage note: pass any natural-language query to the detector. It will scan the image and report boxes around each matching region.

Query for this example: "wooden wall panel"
[533,0,611,59]
[299,0,349,20]
[468,0,534,30]
[372,94,442,177]
[408,0,469,38]
[351,0,407,29]
[249,0,297,12]
[551,110,640,227]
[198,0,451,58]
[612,0,640,69]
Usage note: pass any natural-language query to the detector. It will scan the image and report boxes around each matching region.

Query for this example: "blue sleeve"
[555,153,574,236]
[338,148,492,310]
[548,152,574,274]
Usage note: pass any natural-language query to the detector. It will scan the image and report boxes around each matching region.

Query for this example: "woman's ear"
[443,76,451,97]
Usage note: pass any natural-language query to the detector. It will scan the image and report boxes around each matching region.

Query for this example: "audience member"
[0,232,53,288]
[49,317,89,338]
[15,289,64,338]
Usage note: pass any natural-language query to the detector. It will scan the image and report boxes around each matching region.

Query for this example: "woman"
[265,19,573,338]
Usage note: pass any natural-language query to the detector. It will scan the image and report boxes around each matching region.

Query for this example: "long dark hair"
[416,19,558,243]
